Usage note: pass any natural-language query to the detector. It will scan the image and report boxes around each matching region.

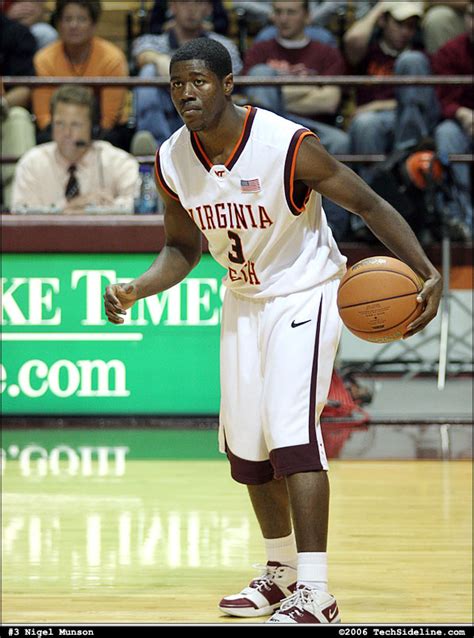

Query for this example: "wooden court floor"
[2,459,472,625]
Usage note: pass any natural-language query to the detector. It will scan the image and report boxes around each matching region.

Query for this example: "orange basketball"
[337,256,424,343]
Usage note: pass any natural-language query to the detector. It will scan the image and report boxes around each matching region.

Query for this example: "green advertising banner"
[1,254,226,414]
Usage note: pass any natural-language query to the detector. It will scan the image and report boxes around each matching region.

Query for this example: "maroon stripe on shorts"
[225,443,275,485]
[308,297,323,444]
[270,297,325,477]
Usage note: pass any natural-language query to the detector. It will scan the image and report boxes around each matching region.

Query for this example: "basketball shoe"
[218,561,297,617]
[266,585,341,623]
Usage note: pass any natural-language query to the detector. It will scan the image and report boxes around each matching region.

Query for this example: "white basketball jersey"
[156,106,346,298]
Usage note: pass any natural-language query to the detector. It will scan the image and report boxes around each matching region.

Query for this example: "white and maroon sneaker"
[266,585,341,624]
[218,561,297,618]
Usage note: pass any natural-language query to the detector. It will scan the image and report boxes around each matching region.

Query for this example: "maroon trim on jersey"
[190,106,257,173]
[284,129,316,216]
[226,106,257,170]
[155,149,180,201]
[191,132,213,172]
[225,442,275,485]
[270,298,326,476]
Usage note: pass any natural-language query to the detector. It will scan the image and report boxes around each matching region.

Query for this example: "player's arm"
[104,181,202,325]
[295,135,442,337]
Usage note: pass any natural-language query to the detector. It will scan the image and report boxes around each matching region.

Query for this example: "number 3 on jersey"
[228,231,245,264]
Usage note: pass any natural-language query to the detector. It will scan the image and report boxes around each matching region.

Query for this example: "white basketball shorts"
[218,277,343,485]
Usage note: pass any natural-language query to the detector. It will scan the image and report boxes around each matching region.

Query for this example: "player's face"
[170,60,232,132]
[53,101,91,162]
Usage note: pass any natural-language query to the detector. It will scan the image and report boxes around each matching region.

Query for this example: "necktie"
[65,164,80,200]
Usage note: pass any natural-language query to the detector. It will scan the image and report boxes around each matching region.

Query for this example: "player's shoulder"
[159,125,189,158]
[251,107,311,146]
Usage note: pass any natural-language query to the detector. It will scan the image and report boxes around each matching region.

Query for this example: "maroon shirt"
[243,39,346,123]
[432,32,474,120]
[351,40,403,106]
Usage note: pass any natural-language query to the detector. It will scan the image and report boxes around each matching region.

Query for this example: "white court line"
[1,333,143,342]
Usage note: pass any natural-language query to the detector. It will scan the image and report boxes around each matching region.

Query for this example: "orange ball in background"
[404,151,443,190]
[337,256,424,343]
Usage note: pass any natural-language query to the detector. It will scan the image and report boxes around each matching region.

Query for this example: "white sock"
[297,552,328,592]
[264,532,297,568]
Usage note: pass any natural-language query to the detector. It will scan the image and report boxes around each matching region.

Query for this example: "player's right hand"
[103,283,138,324]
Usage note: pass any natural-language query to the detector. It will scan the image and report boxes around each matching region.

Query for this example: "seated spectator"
[345,2,439,177]
[244,0,350,240]
[0,13,36,210]
[423,0,469,53]
[132,0,242,147]
[344,1,442,239]
[235,1,376,45]
[3,0,58,50]
[12,85,139,214]
[32,0,131,150]
[244,1,349,156]
[148,0,229,35]
[432,1,473,237]
[253,1,337,47]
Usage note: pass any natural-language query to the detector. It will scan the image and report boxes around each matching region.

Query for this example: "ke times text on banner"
[1,254,226,415]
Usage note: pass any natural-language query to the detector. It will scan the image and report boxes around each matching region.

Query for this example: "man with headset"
[11,85,139,214]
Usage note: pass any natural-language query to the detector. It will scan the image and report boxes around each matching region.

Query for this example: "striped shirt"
[132,29,243,75]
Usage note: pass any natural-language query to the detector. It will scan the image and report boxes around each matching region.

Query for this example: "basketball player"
[104,38,442,623]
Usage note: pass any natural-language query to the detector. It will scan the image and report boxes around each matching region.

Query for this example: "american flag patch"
[240,178,261,193]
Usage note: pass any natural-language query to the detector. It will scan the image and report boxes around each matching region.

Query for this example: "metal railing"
[3,74,473,87]
[2,74,472,167]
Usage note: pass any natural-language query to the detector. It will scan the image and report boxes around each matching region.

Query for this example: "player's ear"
[223,73,234,97]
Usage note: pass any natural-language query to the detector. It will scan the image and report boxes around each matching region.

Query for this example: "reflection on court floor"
[3,461,252,591]
[3,495,251,578]
[2,459,472,624]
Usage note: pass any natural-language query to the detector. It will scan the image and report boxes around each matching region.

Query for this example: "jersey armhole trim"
[155,148,180,202]
[284,129,318,216]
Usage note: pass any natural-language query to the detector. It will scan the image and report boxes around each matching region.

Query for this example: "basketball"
[337,256,424,343]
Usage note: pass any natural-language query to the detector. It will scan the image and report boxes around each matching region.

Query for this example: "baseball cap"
[385,1,424,22]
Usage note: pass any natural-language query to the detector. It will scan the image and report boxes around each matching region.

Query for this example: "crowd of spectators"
[0,0,472,239]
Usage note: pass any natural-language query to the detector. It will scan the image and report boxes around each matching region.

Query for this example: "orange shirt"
[33,36,128,130]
